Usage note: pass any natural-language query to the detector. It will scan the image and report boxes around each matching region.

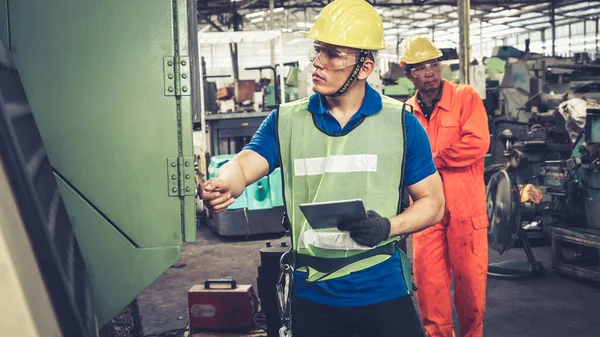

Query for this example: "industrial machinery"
[485,51,600,182]
[382,62,416,102]
[198,30,287,111]
[206,154,286,236]
[544,107,600,281]
[483,46,600,280]
[245,62,301,110]
[486,103,600,282]
[245,65,280,110]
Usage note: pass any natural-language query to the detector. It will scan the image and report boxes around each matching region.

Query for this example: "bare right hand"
[201,178,236,214]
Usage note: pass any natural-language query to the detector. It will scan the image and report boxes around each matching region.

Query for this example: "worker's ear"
[357,57,375,80]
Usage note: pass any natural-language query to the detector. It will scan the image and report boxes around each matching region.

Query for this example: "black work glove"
[338,210,391,247]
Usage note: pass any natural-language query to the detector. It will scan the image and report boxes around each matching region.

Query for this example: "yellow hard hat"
[301,0,386,51]
[400,36,443,66]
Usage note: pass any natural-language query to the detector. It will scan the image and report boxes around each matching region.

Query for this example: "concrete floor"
[137,221,600,337]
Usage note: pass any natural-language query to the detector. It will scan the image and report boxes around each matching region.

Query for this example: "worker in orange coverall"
[401,36,490,337]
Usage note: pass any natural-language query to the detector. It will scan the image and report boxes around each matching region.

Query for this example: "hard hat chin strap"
[328,49,371,97]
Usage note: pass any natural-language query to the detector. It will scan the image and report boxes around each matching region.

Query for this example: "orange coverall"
[407,81,490,337]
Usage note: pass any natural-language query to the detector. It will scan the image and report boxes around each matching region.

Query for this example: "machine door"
[4,0,198,325]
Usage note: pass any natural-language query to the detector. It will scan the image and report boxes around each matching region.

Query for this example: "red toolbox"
[188,279,258,331]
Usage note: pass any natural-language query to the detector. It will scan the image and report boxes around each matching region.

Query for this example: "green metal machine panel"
[0,0,8,48]
[5,0,197,324]
[7,0,194,247]
[57,177,180,325]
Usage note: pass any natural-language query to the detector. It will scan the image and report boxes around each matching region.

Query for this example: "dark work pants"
[292,295,426,337]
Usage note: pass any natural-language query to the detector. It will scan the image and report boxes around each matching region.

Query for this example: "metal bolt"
[185,186,191,192]
[168,73,173,79]
[185,161,190,167]
[182,73,187,79]
[172,187,177,193]
[182,86,188,92]
[171,162,176,167]
[185,174,191,179]
[167,60,173,66]
[181,59,187,66]
[168,86,174,92]
[172,174,177,180]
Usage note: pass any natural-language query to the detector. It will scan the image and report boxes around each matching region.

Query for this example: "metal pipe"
[199,56,207,152]
[551,0,556,57]
[458,0,471,84]
[479,18,483,60]
[269,0,275,83]
[279,32,286,104]
[568,23,572,57]
[199,0,553,11]
[584,20,587,55]
[229,8,240,81]
[596,17,600,58]
[541,29,546,55]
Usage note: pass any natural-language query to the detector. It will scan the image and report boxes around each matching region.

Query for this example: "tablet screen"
[298,199,367,229]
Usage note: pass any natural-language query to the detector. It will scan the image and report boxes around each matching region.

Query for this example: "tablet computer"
[299,199,367,229]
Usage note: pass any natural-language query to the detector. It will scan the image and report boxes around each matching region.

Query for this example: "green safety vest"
[277,95,414,286]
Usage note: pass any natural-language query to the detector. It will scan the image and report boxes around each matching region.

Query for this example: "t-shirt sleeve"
[242,109,280,174]
[403,112,437,187]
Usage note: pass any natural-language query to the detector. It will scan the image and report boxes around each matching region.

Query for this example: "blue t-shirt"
[243,83,436,306]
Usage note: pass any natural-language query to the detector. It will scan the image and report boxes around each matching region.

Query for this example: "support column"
[596,17,600,58]
[583,20,587,56]
[479,18,483,60]
[458,0,471,84]
[550,0,556,57]
[229,13,240,81]
[541,29,546,55]
[568,23,572,57]
[269,0,275,83]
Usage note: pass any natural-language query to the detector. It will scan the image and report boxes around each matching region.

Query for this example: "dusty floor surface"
[137,221,600,337]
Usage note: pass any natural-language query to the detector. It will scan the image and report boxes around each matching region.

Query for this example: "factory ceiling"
[197,0,600,41]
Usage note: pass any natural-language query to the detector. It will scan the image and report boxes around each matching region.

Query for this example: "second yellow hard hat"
[400,36,443,66]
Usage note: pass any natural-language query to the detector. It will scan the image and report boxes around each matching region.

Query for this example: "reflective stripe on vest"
[276,95,407,282]
[298,229,373,251]
[293,154,378,176]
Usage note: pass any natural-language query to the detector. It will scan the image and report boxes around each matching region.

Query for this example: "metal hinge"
[167,156,196,197]
[163,56,191,96]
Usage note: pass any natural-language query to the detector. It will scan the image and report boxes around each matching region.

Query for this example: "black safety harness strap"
[329,49,371,97]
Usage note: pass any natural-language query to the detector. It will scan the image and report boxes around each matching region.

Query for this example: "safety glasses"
[308,44,361,70]
[410,61,442,77]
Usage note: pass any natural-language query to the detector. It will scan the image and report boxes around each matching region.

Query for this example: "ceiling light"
[296,22,312,28]
[245,11,265,18]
